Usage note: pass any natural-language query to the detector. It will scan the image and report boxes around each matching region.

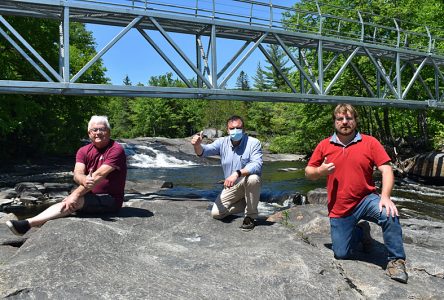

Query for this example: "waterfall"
[123,144,197,168]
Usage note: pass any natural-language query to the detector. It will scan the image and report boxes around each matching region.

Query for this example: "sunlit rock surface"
[0,196,442,299]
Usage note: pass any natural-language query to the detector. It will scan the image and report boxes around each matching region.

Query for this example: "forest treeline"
[1,0,443,164]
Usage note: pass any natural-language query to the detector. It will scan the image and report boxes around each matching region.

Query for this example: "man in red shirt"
[305,104,408,284]
[7,115,127,235]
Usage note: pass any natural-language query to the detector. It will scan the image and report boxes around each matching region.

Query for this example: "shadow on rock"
[324,239,388,269]
[76,207,154,221]
[256,216,276,227]
[219,215,276,228]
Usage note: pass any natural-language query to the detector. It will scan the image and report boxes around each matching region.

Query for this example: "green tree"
[262,44,292,91]
[105,76,133,138]
[235,71,251,90]
[277,0,444,153]
[252,62,270,91]
[115,73,204,138]
[0,18,108,162]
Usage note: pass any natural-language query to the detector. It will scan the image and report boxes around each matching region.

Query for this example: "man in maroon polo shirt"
[7,115,127,235]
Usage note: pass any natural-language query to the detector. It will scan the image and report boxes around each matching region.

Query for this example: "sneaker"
[240,216,255,231]
[6,220,31,236]
[357,221,372,252]
[386,259,408,284]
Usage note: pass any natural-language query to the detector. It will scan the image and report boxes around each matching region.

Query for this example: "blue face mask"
[229,128,243,142]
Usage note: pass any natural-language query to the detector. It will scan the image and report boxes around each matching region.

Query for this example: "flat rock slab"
[0,200,443,299]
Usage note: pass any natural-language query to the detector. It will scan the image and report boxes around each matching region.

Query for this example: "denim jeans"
[329,193,406,261]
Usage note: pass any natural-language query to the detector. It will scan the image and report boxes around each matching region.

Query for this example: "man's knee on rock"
[334,252,350,260]
[245,174,260,185]
[211,210,224,219]
[211,204,227,219]
[333,248,350,260]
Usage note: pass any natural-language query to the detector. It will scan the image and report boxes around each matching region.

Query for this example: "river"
[126,147,444,221]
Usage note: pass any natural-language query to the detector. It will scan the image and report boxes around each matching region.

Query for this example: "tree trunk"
[383,107,394,145]
[373,108,384,142]
[417,110,429,147]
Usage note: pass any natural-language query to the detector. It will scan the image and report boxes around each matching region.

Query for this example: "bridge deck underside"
[1,0,442,66]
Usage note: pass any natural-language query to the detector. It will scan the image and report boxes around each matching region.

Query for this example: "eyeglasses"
[228,127,243,130]
[335,116,354,122]
[90,127,107,133]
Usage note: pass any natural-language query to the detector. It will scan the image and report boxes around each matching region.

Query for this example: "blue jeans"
[330,193,406,261]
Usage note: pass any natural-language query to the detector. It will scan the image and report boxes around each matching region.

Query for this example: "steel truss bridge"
[1,0,444,109]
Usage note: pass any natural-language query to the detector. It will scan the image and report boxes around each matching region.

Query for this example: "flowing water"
[126,145,444,221]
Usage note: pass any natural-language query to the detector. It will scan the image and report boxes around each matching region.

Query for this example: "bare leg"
[27,197,85,227]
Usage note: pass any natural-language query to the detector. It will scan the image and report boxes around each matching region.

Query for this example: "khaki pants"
[211,174,261,219]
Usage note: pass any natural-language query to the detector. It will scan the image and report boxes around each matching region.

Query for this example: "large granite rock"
[0,197,442,299]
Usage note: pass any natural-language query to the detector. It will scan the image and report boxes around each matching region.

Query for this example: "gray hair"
[88,115,111,130]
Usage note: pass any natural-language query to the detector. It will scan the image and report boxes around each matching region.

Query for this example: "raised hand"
[191,131,203,146]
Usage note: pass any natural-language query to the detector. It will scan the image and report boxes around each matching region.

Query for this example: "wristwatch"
[236,170,242,177]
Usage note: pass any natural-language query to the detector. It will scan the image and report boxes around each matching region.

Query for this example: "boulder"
[19,196,41,205]
[15,182,44,200]
[43,183,74,200]
[0,189,17,199]
[43,182,75,192]
[0,199,13,208]
[306,187,328,205]
[0,199,442,298]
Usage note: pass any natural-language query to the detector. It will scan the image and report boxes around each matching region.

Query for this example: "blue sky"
[86,0,298,88]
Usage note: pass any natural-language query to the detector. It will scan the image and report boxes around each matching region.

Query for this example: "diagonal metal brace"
[0,15,63,82]
[149,16,213,89]
[71,16,144,83]
[137,28,193,88]
[364,48,400,99]
[274,33,320,94]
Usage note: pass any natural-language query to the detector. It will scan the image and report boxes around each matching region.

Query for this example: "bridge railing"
[51,0,444,56]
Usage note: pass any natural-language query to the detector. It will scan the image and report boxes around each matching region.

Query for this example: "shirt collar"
[330,131,361,147]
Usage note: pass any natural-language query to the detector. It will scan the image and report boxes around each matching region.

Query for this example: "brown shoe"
[386,259,408,284]
[357,221,372,252]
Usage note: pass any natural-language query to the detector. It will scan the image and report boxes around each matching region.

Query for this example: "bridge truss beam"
[0,0,444,110]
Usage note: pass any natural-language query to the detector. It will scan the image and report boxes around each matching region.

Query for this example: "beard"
[337,127,355,136]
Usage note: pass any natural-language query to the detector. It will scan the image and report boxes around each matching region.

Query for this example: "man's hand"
[318,157,335,176]
[84,169,95,189]
[379,195,399,217]
[224,172,239,188]
[60,193,81,213]
[191,131,204,156]
[191,131,203,146]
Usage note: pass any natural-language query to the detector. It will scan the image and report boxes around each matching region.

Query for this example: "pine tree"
[252,62,269,91]
[262,44,292,91]
[235,71,251,90]
[123,75,132,86]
